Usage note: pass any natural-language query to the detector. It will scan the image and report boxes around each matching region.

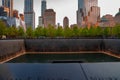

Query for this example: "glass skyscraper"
[24,0,35,29]
[2,0,13,17]
[77,0,100,27]
[78,0,98,16]
[41,0,46,16]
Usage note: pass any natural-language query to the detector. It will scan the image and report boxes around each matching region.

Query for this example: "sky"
[0,0,120,27]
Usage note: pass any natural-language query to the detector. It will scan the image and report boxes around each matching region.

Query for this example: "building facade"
[114,8,120,24]
[38,0,47,27]
[100,14,115,27]
[41,0,47,17]
[43,9,56,27]
[63,17,69,28]
[77,0,100,27]
[38,16,43,27]
[24,0,35,29]
[0,6,9,17]
[2,0,13,17]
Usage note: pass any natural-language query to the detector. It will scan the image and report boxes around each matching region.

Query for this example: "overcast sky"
[0,0,120,27]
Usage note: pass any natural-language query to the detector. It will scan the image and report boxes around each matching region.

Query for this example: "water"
[3,53,120,80]
[7,53,120,63]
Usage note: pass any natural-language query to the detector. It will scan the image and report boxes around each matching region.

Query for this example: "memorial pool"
[7,53,120,63]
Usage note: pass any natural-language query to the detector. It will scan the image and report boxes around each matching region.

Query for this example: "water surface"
[7,53,120,63]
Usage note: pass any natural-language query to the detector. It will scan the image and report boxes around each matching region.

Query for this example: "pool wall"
[0,40,25,62]
[104,39,120,54]
[0,39,120,62]
[24,39,102,52]
[25,39,120,55]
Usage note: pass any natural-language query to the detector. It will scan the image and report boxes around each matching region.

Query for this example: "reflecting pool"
[7,53,120,63]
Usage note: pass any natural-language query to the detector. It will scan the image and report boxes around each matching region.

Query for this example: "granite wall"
[104,39,120,54]
[25,39,103,52]
[24,39,120,54]
[0,40,25,61]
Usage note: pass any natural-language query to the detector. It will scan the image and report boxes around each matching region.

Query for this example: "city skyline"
[0,0,120,27]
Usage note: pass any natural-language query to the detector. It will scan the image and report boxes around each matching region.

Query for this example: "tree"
[95,27,103,37]
[18,27,25,38]
[56,26,64,37]
[72,26,80,37]
[46,25,56,37]
[87,27,102,37]
[102,27,110,37]
[0,20,7,37]
[6,26,18,38]
[112,25,120,38]
[34,27,44,38]
[26,27,34,38]
[80,27,89,37]
[63,27,72,38]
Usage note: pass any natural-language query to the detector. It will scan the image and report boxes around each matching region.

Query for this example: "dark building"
[2,0,13,17]
[43,9,56,27]
[63,17,69,28]
[41,0,47,17]
[38,0,47,27]
[24,0,35,29]
[0,6,9,17]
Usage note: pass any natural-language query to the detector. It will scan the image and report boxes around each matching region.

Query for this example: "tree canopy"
[1,20,120,39]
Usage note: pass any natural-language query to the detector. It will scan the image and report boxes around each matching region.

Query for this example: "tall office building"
[38,16,43,27]
[63,17,69,28]
[43,9,56,27]
[38,0,47,27]
[41,0,47,16]
[2,0,13,17]
[24,0,35,29]
[77,0,100,27]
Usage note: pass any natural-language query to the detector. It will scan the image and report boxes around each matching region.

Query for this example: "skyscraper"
[2,0,13,17]
[38,0,47,27]
[41,0,47,17]
[43,9,56,27]
[77,0,100,27]
[63,17,69,28]
[24,0,35,29]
